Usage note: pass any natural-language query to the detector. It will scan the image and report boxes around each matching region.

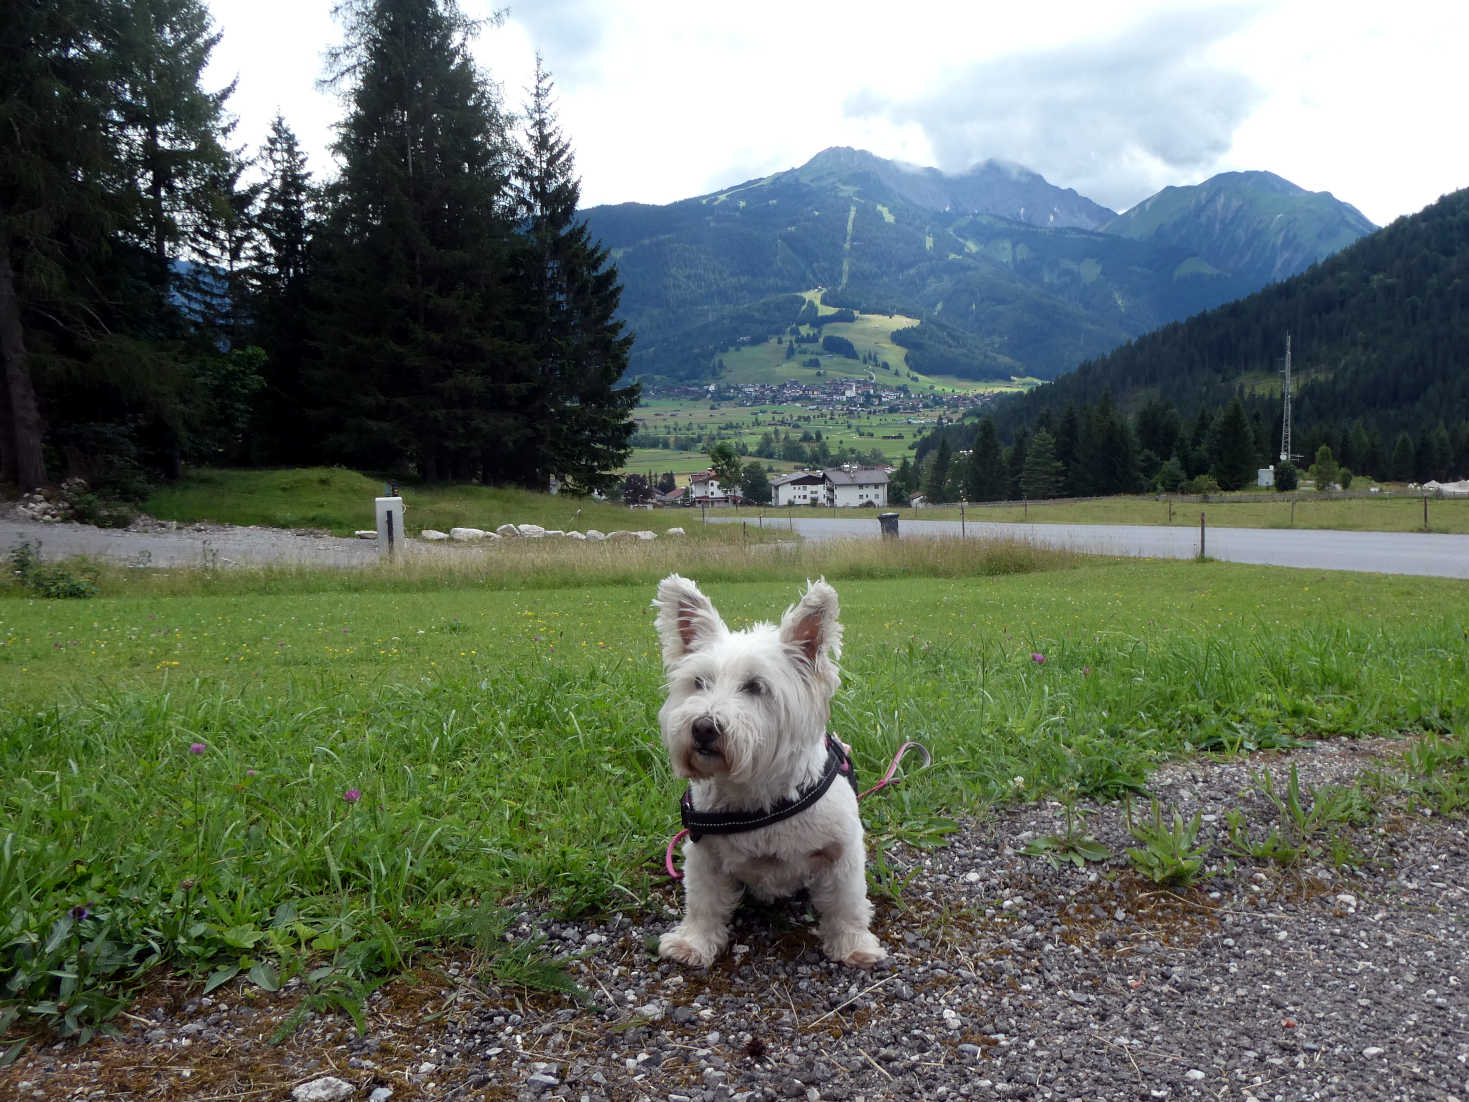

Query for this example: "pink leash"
[664,740,931,880]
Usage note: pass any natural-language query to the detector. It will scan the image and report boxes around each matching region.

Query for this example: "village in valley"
[629,378,999,508]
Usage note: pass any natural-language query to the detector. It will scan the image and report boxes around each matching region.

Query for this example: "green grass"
[141,467,718,539]
[3,552,1468,1041]
[695,289,1006,397]
[632,396,945,470]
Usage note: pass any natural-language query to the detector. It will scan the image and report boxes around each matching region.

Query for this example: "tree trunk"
[0,241,48,490]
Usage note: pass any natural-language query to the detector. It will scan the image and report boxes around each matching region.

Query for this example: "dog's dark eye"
[741,678,764,696]
[693,676,710,692]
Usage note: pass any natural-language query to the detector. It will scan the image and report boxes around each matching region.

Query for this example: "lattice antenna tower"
[1279,332,1294,463]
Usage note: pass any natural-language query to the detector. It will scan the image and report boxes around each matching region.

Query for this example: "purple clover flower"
[189,742,207,754]
[1030,652,1046,665]
[343,788,362,804]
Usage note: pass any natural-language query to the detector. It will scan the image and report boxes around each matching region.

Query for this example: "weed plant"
[1021,799,1111,869]
[2,557,1468,1042]
[1124,800,1208,887]
[1224,763,1377,870]
[7,542,98,599]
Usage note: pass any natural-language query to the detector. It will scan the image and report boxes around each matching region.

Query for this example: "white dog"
[653,574,885,968]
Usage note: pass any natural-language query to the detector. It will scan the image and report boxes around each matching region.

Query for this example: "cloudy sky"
[205,0,1467,227]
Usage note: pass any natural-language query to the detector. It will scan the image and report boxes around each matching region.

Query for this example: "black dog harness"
[679,734,858,843]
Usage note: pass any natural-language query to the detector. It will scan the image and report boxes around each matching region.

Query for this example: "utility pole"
[1280,332,1293,464]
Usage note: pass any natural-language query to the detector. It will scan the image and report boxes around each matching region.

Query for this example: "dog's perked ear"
[779,578,843,674]
[654,574,728,669]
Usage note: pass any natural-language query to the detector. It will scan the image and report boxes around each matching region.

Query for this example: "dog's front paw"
[824,930,886,968]
[659,926,726,968]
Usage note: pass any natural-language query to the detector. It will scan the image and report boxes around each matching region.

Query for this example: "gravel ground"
[5,735,1467,1101]
[0,510,382,569]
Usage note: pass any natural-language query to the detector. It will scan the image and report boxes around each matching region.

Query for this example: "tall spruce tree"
[0,0,116,489]
[1208,398,1256,490]
[107,0,234,306]
[964,418,1006,501]
[509,57,637,492]
[1054,406,1081,495]
[313,0,521,479]
[1020,428,1065,499]
[1007,428,1029,499]
[923,437,952,502]
[4,0,238,491]
[246,114,317,462]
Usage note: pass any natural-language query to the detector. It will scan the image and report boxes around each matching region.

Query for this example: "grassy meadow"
[4,522,1469,1041]
[706,289,992,395]
[136,466,1469,536]
[139,466,727,539]
[630,396,947,474]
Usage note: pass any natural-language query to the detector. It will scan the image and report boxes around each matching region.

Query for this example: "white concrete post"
[375,496,404,557]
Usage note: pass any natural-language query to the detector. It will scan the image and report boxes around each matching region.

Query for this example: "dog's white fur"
[653,574,884,968]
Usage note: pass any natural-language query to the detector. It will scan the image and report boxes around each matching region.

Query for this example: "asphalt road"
[725,515,1469,579]
[5,510,1467,579]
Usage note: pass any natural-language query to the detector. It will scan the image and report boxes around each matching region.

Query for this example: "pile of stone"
[14,490,68,523]
[415,523,686,543]
[12,476,95,523]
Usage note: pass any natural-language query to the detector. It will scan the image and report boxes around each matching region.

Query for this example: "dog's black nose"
[691,716,721,749]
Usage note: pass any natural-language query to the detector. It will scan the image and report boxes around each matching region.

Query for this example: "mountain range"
[582,147,1376,385]
[979,183,1469,469]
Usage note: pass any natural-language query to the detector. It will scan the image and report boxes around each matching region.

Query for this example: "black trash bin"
[877,512,899,539]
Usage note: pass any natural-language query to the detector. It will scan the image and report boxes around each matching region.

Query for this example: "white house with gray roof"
[772,466,889,508]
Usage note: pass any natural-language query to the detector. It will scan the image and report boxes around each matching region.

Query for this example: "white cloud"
[206,0,1469,224]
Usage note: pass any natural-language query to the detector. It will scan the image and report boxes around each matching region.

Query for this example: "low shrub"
[7,542,99,599]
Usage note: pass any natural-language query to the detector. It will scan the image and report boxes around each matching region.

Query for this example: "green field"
[620,290,1039,478]
[631,397,953,473]
[4,530,1469,1040]
[705,290,1001,397]
[138,467,725,538]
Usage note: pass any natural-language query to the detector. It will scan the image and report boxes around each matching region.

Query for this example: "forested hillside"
[992,187,1469,454]
[909,186,1469,500]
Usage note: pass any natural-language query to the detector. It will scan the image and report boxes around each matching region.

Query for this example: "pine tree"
[1054,406,1081,495]
[3,0,237,491]
[965,418,1006,501]
[1134,397,1180,461]
[923,438,952,502]
[1390,432,1416,481]
[1007,429,1029,499]
[313,0,520,479]
[1185,406,1213,478]
[246,115,317,462]
[741,463,772,505]
[889,456,916,504]
[1020,428,1065,499]
[1308,444,1340,492]
[1208,398,1257,491]
[1073,394,1138,495]
[107,0,235,305]
[509,57,637,492]
[0,0,114,489]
